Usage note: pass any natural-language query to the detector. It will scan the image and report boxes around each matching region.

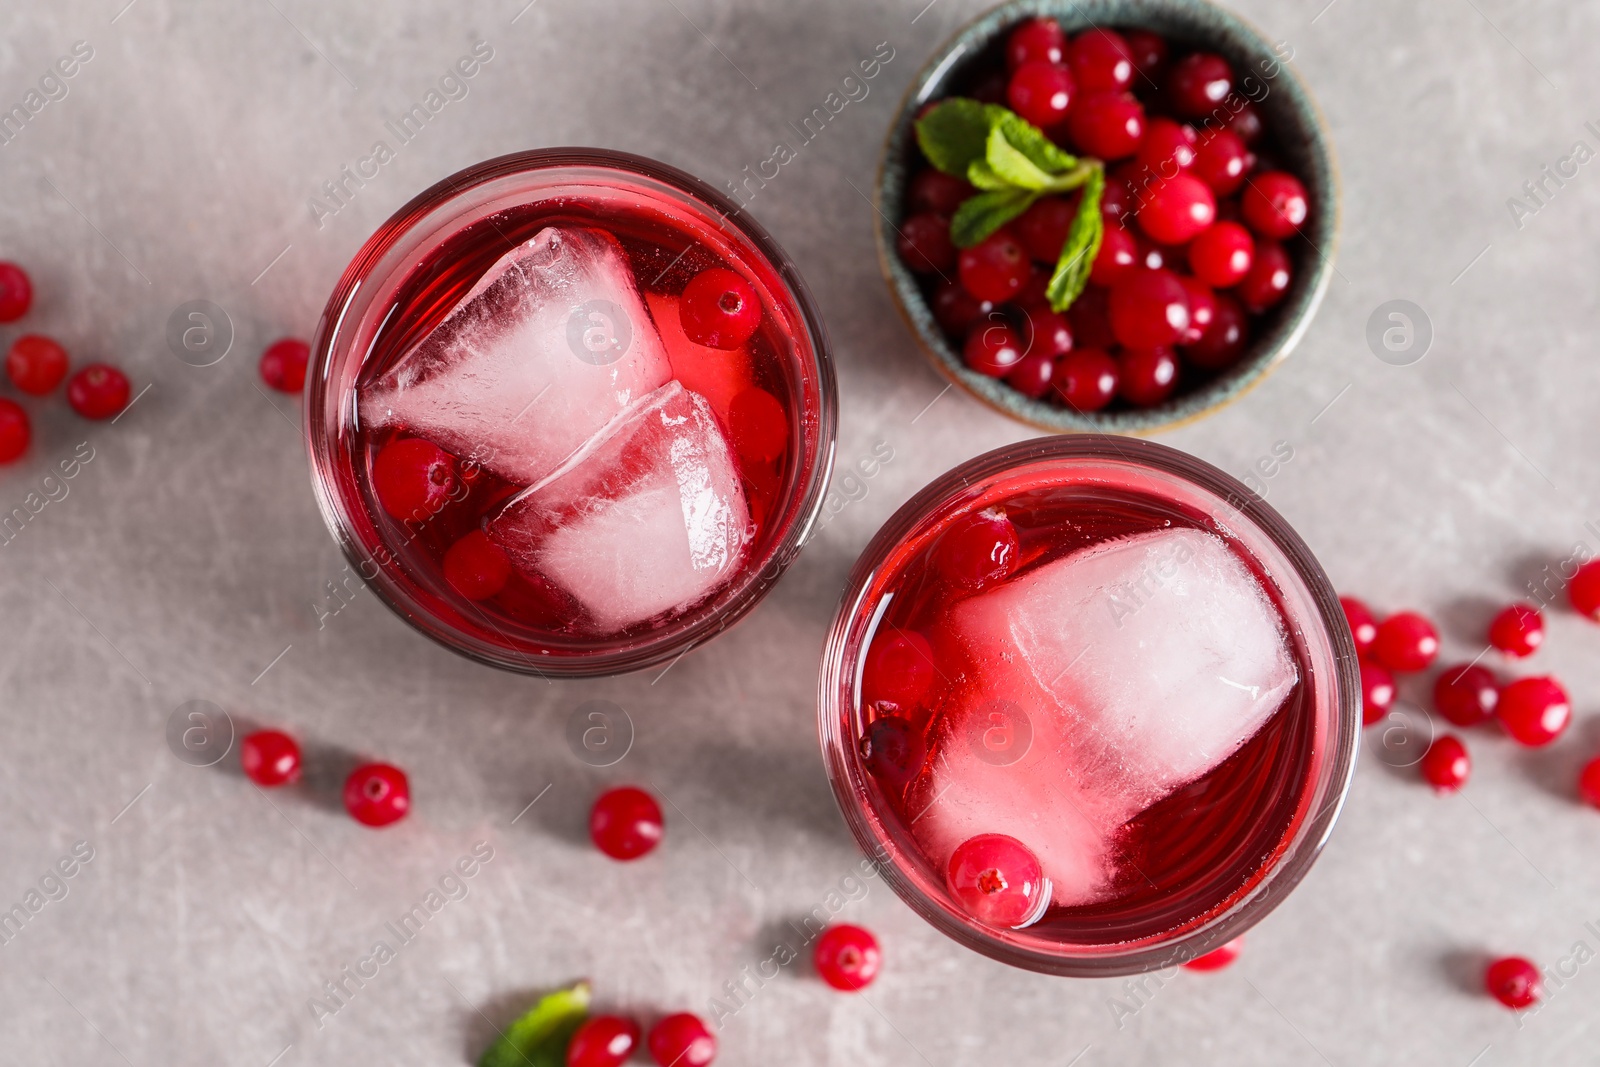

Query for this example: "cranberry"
[1139,175,1216,245]
[590,786,664,860]
[1177,277,1216,345]
[1014,196,1078,262]
[680,268,761,349]
[1188,221,1254,288]
[259,338,310,393]
[1242,172,1310,240]
[241,729,301,787]
[947,833,1048,927]
[931,281,993,337]
[1488,603,1544,657]
[970,71,1008,106]
[1571,560,1600,621]
[1122,29,1168,81]
[1421,735,1471,792]
[1135,118,1198,176]
[343,763,410,827]
[1192,129,1252,196]
[897,212,957,274]
[443,530,512,601]
[1579,756,1600,808]
[1051,348,1117,412]
[1064,90,1146,159]
[1340,597,1379,659]
[1184,292,1249,370]
[647,1014,716,1067]
[6,334,69,395]
[860,715,927,787]
[959,230,1031,303]
[1015,271,1050,307]
[963,320,1026,377]
[1068,287,1117,348]
[1371,611,1440,672]
[1006,16,1065,69]
[1237,240,1292,312]
[1100,176,1134,224]
[814,924,882,991]
[937,507,1019,589]
[1131,233,1170,272]
[0,262,33,322]
[1168,53,1234,117]
[1110,268,1189,348]
[1433,664,1499,726]
[567,1015,641,1067]
[66,363,131,420]
[909,169,973,215]
[372,438,458,522]
[1007,61,1075,129]
[1183,936,1244,971]
[1118,346,1178,407]
[1485,956,1542,1010]
[1496,676,1571,746]
[1228,100,1265,145]
[1017,303,1073,356]
[1091,224,1138,285]
[1005,349,1057,398]
[0,400,29,464]
[862,629,937,712]
[1360,663,1396,726]
[1067,28,1133,92]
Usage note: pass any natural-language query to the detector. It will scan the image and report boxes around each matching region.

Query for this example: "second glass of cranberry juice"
[307,150,835,676]
[818,437,1358,975]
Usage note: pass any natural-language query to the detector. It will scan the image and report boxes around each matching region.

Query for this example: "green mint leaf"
[965,159,1013,191]
[914,98,1004,177]
[991,111,1078,174]
[984,125,1056,190]
[950,188,1038,248]
[478,982,591,1067]
[1046,166,1106,313]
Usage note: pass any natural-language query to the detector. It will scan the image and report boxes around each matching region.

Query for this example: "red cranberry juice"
[857,484,1315,942]
[350,196,800,642]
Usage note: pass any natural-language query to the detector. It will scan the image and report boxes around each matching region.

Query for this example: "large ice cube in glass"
[359,226,672,486]
[485,381,751,634]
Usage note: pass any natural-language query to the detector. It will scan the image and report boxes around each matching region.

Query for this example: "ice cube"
[485,381,751,634]
[908,527,1297,906]
[360,226,672,486]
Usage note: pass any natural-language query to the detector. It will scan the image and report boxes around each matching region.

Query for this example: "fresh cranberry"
[937,507,1020,589]
[590,786,664,860]
[647,1014,716,1067]
[66,363,131,420]
[1123,29,1169,81]
[259,338,310,393]
[1371,611,1440,672]
[680,268,761,349]
[1340,597,1379,658]
[1110,268,1189,348]
[1008,61,1075,129]
[946,833,1048,927]
[1228,100,1265,145]
[1580,756,1600,808]
[1005,349,1057,398]
[1100,176,1134,223]
[1177,277,1216,345]
[1168,53,1234,117]
[1237,240,1291,312]
[860,715,927,787]
[814,924,882,991]
[0,400,29,464]
[567,1015,641,1067]
[931,281,993,337]
[1183,936,1244,971]
[1118,346,1178,407]
[959,230,1031,303]
[1485,957,1542,1010]
[963,320,1026,377]
[1014,196,1078,262]
[1135,118,1198,176]
[1192,129,1253,195]
[1572,560,1600,621]
[6,334,69,395]
[909,169,974,215]
[969,71,1008,106]
[372,438,458,522]
[1183,292,1249,370]
[443,530,512,601]
[1064,90,1146,159]
[1433,664,1499,726]
[1242,171,1309,238]
[863,629,937,712]
[1488,603,1544,657]
[241,729,301,787]
[1090,224,1138,285]
[897,212,957,274]
[1420,735,1470,793]
[1016,303,1073,356]
[1068,287,1117,348]
[1052,348,1118,412]
[0,262,32,322]
[1006,16,1065,69]
[1188,221,1254,288]
[1067,28,1134,92]
[343,763,410,827]
[1131,233,1170,272]
[1496,676,1571,746]
[1360,662,1396,726]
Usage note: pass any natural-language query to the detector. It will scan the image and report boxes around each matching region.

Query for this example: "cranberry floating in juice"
[307,151,835,675]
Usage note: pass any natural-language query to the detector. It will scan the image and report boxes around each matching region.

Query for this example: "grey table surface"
[2,1,1599,1064]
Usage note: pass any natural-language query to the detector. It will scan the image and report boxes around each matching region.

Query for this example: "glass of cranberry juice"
[307,150,835,676]
[818,437,1359,975]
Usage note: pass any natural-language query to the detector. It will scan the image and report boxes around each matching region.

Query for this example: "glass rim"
[305,147,838,678]
[816,434,1361,976]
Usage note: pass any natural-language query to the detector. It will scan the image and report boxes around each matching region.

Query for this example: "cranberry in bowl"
[306,150,836,677]
[878,0,1338,433]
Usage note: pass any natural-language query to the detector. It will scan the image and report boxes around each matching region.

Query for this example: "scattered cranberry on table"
[1485,956,1542,1010]
[1495,676,1571,747]
[813,924,882,991]
[1183,935,1244,971]
[240,729,301,787]
[6,334,69,395]
[0,261,33,322]
[1580,757,1600,809]
[1487,602,1543,658]
[566,1015,641,1067]
[259,338,311,394]
[1339,597,1379,658]
[1568,559,1600,622]
[1419,735,1470,793]
[66,363,131,420]
[1370,611,1440,673]
[1359,662,1395,726]
[0,400,30,464]
[1433,664,1499,727]
[589,786,664,861]
[647,1012,717,1067]
[343,762,410,827]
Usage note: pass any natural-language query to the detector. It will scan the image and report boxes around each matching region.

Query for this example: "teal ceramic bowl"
[877,0,1339,434]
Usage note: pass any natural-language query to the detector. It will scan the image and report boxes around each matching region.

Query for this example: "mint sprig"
[913,98,1106,314]
[478,982,590,1067]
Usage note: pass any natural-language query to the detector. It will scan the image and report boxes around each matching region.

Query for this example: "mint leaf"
[992,112,1078,174]
[950,188,1038,248]
[984,125,1056,190]
[478,982,590,1067]
[914,98,1004,177]
[965,159,1013,191]
[1046,165,1106,313]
